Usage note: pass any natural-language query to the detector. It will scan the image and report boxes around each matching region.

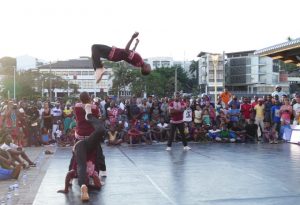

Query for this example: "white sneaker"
[99,171,107,177]
[166,147,172,151]
[183,146,191,150]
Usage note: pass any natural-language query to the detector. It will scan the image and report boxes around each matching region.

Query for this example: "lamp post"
[175,65,178,93]
[211,54,219,108]
[49,61,52,102]
[13,66,16,100]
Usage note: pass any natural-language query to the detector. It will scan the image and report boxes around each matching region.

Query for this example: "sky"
[0,0,299,62]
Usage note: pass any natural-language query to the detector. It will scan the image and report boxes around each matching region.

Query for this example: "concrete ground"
[31,142,300,205]
[0,146,56,205]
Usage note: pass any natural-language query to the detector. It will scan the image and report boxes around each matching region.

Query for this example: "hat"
[275,85,281,88]
[19,108,24,113]
[258,98,264,102]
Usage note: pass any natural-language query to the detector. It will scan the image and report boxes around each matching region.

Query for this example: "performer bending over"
[92,32,151,83]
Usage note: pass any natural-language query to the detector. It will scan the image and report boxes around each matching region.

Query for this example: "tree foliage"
[111,63,199,98]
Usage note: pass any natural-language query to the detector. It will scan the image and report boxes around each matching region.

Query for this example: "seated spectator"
[0,131,36,168]
[157,118,170,141]
[194,125,207,142]
[126,120,143,145]
[0,163,22,180]
[150,121,162,142]
[245,119,258,143]
[263,121,278,144]
[218,125,235,143]
[207,125,221,141]
[107,126,122,146]
[230,122,246,143]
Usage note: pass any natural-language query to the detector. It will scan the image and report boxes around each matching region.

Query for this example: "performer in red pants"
[91,32,151,83]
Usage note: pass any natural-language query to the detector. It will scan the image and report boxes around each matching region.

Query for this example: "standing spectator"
[215,96,225,116]
[264,95,273,122]
[228,104,240,128]
[183,101,193,127]
[240,97,252,123]
[51,102,63,140]
[107,100,121,128]
[271,85,286,101]
[254,98,265,140]
[146,95,153,109]
[150,101,161,122]
[219,88,232,106]
[280,98,293,125]
[228,95,241,109]
[292,94,300,125]
[271,100,282,140]
[42,102,52,140]
[193,104,202,128]
[166,92,191,151]
[160,98,169,122]
[28,106,41,146]
[63,103,74,134]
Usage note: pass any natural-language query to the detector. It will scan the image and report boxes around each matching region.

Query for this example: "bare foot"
[95,68,109,83]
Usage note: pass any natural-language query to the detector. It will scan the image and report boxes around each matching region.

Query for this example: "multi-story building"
[145,57,191,73]
[38,57,113,98]
[225,50,289,95]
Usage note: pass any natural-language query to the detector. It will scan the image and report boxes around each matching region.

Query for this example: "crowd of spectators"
[1,85,300,179]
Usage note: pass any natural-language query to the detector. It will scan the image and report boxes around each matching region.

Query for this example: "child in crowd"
[193,105,202,128]
[271,100,282,140]
[107,126,122,146]
[194,125,207,142]
[207,125,221,141]
[263,121,278,144]
[218,125,235,143]
[157,117,170,141]
[202,109,211,127]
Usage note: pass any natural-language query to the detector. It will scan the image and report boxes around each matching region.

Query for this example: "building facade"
[38,57,113,98]
[225,50,289,95]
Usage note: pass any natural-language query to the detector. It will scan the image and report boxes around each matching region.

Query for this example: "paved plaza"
[27,142,300,205]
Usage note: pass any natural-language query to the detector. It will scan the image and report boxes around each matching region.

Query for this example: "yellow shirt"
[254,104,265,120]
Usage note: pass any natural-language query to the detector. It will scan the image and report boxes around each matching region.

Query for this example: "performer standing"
[91,32,151,83]
[166,92,191,151]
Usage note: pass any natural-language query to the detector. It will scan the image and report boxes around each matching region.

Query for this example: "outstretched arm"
[125,32,139,52]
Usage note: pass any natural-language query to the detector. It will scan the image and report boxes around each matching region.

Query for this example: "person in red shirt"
[241,97,252,123]
[166,92,191,151]
[91,32,151,83]
[71,92,106,201]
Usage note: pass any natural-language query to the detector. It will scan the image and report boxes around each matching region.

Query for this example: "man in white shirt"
[271,85,287,101]
[51,102,62,139]
[0,133,36,167]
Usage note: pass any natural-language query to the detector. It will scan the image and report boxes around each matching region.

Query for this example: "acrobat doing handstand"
[91,32,151,83]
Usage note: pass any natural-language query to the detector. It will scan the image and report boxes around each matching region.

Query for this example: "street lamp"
[13,66,16,100]
[175,65,178,93]
[211,55,219,108]
[49,61,52,102]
